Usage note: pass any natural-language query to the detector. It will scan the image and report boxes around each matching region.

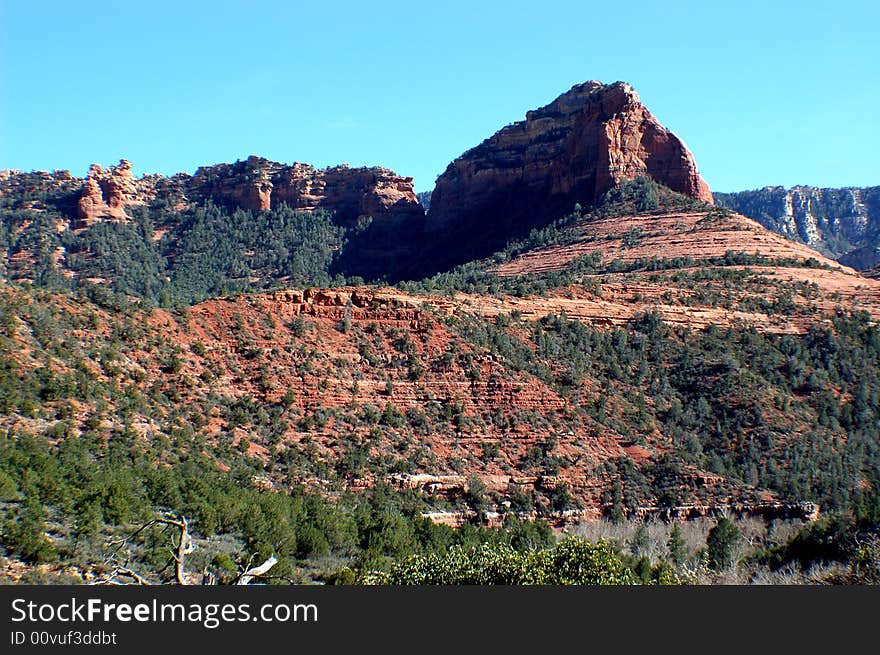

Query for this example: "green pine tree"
[667,523,688,566]
[706,517,740,570]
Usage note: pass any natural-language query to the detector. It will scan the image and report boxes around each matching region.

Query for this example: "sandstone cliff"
[715,186,880,269]
[75,159,156,228]
[187,156,424,225]
[426,81,712,262]
[18,155,427,230]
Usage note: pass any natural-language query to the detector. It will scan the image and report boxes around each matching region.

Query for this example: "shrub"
[361,538,639,585]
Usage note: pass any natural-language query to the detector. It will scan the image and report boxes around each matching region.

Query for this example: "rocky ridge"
[2,155,424,230]
[3,80,719,281]
[715,185,880,269]
[75,160,156,228]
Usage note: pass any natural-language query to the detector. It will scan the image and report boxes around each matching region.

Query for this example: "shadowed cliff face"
[425,81,712,267]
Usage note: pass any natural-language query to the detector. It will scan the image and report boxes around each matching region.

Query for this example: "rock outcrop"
[0,156,427,283]
[37,155,424,230]
[188,156,423,225]
[75,160,147,228]
[715,186,880,269]
[426,81,712,260]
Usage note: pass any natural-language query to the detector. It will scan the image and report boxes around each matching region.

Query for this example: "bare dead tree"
[100,512,194,585]
[97,511,280,585]
[236,555,279,585]
[161,514,194,585]
[94,566,152,586]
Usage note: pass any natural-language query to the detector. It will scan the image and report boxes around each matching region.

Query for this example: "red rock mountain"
[427,81,713,257]
[68,155,423,228]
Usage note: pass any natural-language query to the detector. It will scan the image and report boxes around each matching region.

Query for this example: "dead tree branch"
[236,555,279,585]
[101,512,194,585]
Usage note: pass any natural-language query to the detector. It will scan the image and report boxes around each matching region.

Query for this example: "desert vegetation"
[2,177,879,585]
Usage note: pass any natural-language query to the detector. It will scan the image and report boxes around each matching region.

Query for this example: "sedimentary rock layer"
[427,81,713,258]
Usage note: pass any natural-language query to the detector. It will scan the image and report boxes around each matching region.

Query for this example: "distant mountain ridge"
[715,186,880,270]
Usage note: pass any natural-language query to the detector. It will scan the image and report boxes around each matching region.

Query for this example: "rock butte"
[426,81,713,261]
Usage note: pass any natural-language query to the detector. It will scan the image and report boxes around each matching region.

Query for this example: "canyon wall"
[715,186,880,269]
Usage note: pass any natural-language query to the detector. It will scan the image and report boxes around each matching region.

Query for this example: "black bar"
[1,585,877,651]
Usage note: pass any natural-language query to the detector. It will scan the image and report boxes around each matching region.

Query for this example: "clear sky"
[1,0,877,193]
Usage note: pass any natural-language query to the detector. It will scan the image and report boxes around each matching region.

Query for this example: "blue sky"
[1,0,877,193]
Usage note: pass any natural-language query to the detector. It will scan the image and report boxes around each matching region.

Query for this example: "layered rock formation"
[187,156,424,225]
[715,186,880,269]
[0,155,425,231]
[426,81,713,260]
[75,160,151,227]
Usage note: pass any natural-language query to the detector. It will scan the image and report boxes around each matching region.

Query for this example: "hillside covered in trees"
[1,178,879,584]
